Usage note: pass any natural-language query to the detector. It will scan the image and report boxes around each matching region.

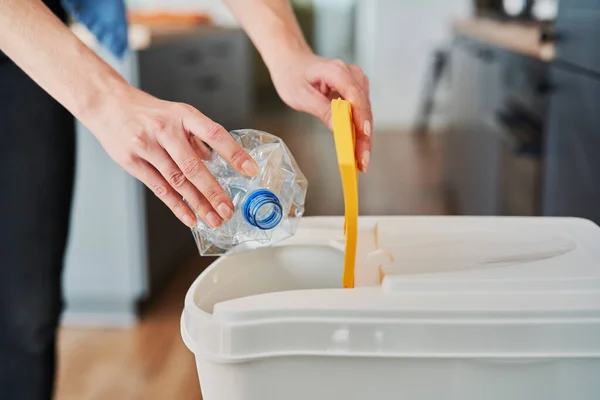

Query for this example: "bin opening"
[193,245,344,313]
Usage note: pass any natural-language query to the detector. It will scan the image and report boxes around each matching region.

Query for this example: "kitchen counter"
[453,18,555,61]
[72,20,239,52]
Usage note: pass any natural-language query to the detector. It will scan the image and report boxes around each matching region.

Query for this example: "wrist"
[74,68,129,126]
[256,27,312,72]
[264,40,312,74]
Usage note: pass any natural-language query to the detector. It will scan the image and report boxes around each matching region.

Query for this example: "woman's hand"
[83,85,258,228]
[268,52,373,172]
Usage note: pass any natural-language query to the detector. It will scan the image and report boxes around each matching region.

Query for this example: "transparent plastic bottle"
[190,129,307,255]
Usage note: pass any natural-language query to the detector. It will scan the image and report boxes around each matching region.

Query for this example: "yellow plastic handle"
[331,99,359,289]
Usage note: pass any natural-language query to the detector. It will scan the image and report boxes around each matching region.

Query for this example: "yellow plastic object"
[331,99,359,288]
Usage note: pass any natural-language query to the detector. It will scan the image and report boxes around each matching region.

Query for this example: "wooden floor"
[55,257,209,400]
[55,129,449,400]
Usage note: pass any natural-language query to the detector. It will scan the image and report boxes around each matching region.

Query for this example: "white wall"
[356,0,472,131]
[312,0,356,62]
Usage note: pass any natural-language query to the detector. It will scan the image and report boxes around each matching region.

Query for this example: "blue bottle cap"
[243,189,283,230]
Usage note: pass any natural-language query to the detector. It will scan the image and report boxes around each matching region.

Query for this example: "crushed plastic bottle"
[190,129,307,255]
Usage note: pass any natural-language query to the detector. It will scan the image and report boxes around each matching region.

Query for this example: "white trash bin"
[181,216,600,400]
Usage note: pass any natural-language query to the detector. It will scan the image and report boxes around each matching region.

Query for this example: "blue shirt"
[62,0,129,59]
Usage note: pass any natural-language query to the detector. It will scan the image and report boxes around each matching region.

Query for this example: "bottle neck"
[243,189,283,230]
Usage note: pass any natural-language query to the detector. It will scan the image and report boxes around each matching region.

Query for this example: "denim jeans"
[62,0,128,59]
[0,61,75,400]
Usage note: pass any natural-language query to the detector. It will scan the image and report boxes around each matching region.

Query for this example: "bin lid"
[183,216,600,361]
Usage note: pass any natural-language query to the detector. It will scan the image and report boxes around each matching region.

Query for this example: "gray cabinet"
[445,38,471,208]
[553,0,600,75]
[448,2,600,222]
[469,45,504,215]
[541,0,600,225]
[446,35,552,217]
[542,66,600,223]
[138,27,252,130]
[445,37,504,215]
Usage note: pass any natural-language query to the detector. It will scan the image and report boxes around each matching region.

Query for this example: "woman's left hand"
[268,52,373,172]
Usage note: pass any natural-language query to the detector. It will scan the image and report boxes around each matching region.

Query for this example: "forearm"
[222,0,311,69]
[0,0,126,122]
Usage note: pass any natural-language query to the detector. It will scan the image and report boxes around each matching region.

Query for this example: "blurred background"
[55,0,600,398]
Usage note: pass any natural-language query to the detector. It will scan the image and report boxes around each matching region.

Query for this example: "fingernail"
[363,120,372,137]
[242,159,258,176]
[361,150,370,172]
[183,213,196,228]
[206,212,222,228]
[217,202,234,220]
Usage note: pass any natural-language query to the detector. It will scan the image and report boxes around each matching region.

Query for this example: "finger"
[316,63,371,123]
[190,136,213,161]
[133,135,225,225]
[159,126,234,222]
[125,157,197,228]
[349,65,370,96]
[315,63,373,171]
[300,82,371,173]
[318,80,329,96]
[348,65,372,172]
[146,146,224,228]
[181,108,258,177]
[355,126,371,173]
[298,83,333,129]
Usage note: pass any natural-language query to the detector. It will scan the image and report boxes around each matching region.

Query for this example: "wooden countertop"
[453,18,555,61]
[72,22,242,52]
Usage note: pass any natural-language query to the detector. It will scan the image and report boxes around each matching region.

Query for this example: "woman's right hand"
[83,84,258,228]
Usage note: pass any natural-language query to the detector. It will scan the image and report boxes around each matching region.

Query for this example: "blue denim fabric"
[62,0,129,59]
